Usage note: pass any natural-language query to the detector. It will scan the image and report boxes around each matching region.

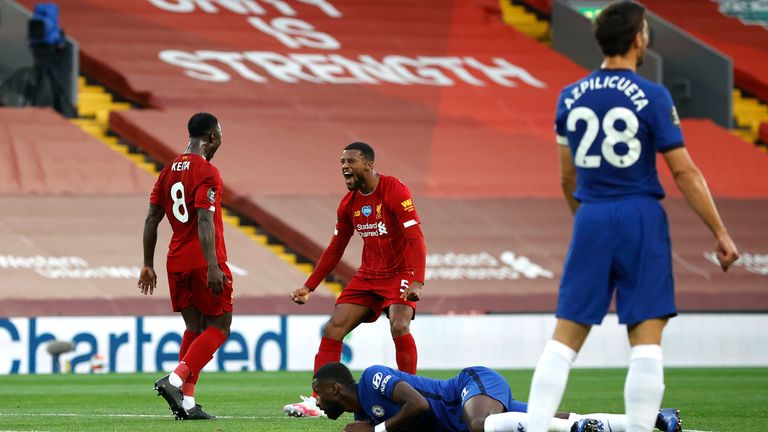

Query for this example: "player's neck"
[600,55,637,72]
[185,139,208,159]
[359,172,379,195]
[345,384,362,413]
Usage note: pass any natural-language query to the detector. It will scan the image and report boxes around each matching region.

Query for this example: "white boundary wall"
[1,313,766,374]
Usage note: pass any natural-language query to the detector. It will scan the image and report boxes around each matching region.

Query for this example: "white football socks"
[526,340,577,432]
[182,395,196,410]
[168,372,183,388]
[484,411,573,432]
[625,344,664,432]
[569,413,628,431]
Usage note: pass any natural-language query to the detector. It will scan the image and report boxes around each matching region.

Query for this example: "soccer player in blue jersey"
[312,362,681,432]
[525,2,740,432]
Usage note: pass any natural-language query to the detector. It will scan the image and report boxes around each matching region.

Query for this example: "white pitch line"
[1,430,52,432]
[0,413,288,420]
[0,414,717,430]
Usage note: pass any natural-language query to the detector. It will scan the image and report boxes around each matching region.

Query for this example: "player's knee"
[322,320,347,340]
[389,319,410,337]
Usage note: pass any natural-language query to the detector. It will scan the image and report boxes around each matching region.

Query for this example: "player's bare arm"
[558,145,579,215]
[401,280,423,302]
[197,205,227,294]
[345,381,429,432]
[293,218,353,306]
[662,147,740,270]
[290,286,312,305]
[139,204,165,295]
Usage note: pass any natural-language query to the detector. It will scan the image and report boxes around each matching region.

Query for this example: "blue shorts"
[458,367,527,413]
[557,197,677,325]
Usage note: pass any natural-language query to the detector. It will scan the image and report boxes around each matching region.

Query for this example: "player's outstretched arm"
[663,147,740,271]
[299,223,353,300]
[197,207,227,294]
[138,204,164,295]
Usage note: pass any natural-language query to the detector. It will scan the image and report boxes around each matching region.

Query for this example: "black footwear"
[655,408,682,432]
[571,418,605,432]
[177,404,215,420]
[153,375,185,417]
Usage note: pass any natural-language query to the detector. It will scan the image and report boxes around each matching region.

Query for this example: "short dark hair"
[344,141,375,162]
[315,362,356,387]
[593,1,646,57]
[188,112,219,138]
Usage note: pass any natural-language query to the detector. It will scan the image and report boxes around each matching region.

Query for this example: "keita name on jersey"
[564,75,649,112]
[170,161,191,171]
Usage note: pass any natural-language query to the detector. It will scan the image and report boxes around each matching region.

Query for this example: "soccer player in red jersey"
[138,112,231,420]
[284,141,427,417]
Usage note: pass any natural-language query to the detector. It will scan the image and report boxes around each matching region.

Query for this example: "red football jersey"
[335,174,421,279]
[149,153,227,272]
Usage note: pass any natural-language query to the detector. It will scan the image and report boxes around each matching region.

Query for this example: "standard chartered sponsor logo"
[425,251,553,281]
[357,222,388,238]
[704,251,768,275]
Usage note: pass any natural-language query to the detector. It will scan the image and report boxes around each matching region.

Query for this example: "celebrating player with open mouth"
[285,142,427,417]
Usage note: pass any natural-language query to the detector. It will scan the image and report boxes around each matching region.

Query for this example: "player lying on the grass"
[312,362,681,432]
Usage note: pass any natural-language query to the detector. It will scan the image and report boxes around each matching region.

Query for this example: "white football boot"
[283,395,326,418]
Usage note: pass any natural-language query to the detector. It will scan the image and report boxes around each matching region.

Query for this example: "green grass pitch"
[0,368,765,431]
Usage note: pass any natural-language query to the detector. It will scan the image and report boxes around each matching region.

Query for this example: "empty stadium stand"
[640,0,768,103]
[515,0,768,146]
[8,0,768,314]
[0,108,333,317]
[639,0,768,147]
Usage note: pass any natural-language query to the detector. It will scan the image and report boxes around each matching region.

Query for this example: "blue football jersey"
[356,365,468,432]
[554,69,684,202]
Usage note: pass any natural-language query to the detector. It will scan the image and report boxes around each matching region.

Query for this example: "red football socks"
[393,333,418,374]
[312,337,343,398]
[314,337,343,373]
[176,330,201,395]
[173,362,191,382]
[181,382,195,397]
[179,330,201,360]
[179,326,227,381]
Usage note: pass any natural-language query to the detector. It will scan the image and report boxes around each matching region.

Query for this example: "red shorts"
[336,272,417,323]
[167,263,233,316]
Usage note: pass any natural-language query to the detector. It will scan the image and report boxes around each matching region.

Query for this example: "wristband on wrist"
[374,422,387,432]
